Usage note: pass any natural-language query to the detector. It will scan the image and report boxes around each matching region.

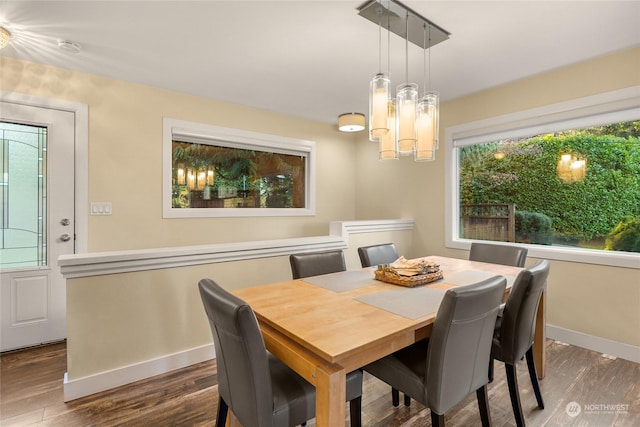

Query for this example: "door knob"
[60,218,70,226]
[60,234,72,242]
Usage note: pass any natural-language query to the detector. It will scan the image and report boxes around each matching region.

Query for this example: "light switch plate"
[90,202,112,215]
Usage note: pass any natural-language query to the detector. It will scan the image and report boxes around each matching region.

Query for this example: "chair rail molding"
[58,219,415,278]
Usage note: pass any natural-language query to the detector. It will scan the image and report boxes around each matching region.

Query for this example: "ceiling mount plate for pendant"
[357,0,450,49]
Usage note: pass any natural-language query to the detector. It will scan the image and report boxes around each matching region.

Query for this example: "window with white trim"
[445,87,640,268]
[163,119,316,218]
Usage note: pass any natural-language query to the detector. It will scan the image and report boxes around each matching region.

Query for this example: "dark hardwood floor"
[1,340,638,426]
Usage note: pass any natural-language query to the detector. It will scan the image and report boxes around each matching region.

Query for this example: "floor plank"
[1,340,639,426]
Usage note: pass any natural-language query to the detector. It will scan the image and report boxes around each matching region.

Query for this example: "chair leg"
[488,357,494,382]
[505,363,525,427]
[476,384,492,427]
[391,388,400,406]
[349,396,362,427]
[431,411,445,427]
[216,396,228,427]
[404,393,411,406]
[525,347,545,409]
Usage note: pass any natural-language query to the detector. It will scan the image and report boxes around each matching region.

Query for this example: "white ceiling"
[1,1,638,127]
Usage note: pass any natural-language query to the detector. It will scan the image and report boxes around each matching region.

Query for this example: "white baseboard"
[62,326,638,401]
[63,344,215,401]
[546,325,640,363]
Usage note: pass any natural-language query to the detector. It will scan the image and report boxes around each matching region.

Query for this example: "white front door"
[0,101,75,351]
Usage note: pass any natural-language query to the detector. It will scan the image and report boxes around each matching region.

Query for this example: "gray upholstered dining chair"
[289,250,346,279]
[357,243,399,268]
[489,259,550,427]
[359,243,415,407]
[198,278,362,427]
[469,242,528,267]
[357,243,410,406]
[363,276,507,427]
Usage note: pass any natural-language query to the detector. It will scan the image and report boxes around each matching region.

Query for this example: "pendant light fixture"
[379,99,398,159]
[379,7,398,160]
[396,10,418,156]
[415,24,439,161]
[369,8,390,141]
[357,0,449,162]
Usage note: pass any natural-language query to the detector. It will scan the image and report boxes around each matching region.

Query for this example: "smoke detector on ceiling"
[58,40,81,54]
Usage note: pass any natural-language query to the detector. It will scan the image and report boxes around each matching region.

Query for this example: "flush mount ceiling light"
[338,113,366,132]
[0,27,11,49]
[357,0,449,162]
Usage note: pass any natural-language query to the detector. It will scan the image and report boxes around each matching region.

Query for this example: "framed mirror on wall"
[163,119,316,218]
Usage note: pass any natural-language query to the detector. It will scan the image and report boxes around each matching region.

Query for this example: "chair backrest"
[498,259,550,363]
[198,278,273,427]
[289,250,346,279]
[357,243,399,268]
[469,242,528,267]
[425,275,507,415]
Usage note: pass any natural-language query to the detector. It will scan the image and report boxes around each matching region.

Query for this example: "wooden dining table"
[232,255,546,427]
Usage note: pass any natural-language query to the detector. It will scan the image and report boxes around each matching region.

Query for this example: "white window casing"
[445,86,640,268]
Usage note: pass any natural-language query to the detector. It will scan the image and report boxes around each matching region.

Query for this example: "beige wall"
[65,257,289,379]
[355,46,640,348]
[1,56,357,251]
[0,57,415,384]
[1,47,639,389]
[64,228,414,380]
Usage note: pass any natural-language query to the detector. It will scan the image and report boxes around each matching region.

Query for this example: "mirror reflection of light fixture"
[196,168,207,191]
[0,27,11,49]
[187,168,196,191]
[557,153,587,183]
[338,113,366,132]
[358,0,449,162]
[206,166,215,185]
[176,164,186,185]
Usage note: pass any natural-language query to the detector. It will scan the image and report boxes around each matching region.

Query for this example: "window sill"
[447,239,639,269]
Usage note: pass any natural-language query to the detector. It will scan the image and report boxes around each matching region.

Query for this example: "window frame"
[445,86,640,269]
[163,118,316,218]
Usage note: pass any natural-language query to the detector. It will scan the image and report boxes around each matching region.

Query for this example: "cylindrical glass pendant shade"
[415,91,439,161]
[396,83,418,155]
[428,91,440,149]
[369,73,390,141]
[379,100,398,160]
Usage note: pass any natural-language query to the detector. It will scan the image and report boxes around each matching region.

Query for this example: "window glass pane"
[458,120,640,253]
[0,122,47,269]
[171,140,306,209]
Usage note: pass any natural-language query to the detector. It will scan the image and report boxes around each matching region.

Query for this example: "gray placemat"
[302,270,378,293]
[356,287,446,319]
[442,270,495,285]
[443,270,515,287]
